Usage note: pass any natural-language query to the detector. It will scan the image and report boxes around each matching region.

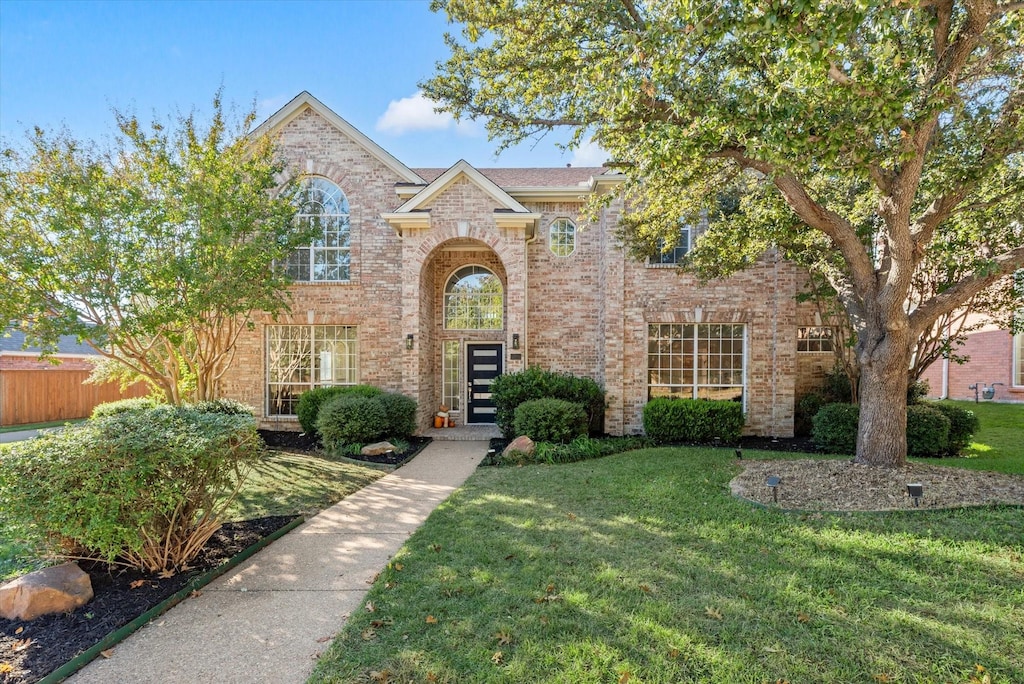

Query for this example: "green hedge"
[491,367,606,439]
[810,403,860,454]
[497,435,652,466]
[811,401,972,457]
[316,394,388,450]
[906,404,951,457]
[90,397,160,418]
[513,398,588,443]
[642,398,745,443]
[296,385,383,435]
[376,392,418,441]
[929,401,979,455]
[0,405,262,572]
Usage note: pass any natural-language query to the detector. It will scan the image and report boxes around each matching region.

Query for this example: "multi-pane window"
[1014,333,1023,387]
[284,177,351,282]
[267,325,357,416]
[442,340,461,411]
[650,225,692,265]
[797,326,836,353]
[548,218,576,257]
[444,265,503,330]
[648,323,745,402]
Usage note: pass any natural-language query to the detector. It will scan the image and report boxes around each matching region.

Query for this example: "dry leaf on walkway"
[99,649,114,659]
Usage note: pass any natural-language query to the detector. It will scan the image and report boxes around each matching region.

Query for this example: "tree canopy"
[0,94,313,403]
[424,0,1024,466]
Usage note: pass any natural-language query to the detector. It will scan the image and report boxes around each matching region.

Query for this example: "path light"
[766,476,781,503]
[735,449,742,459]
[907,483,924,507]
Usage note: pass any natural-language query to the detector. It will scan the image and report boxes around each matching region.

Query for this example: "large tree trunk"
[855,325,912,467]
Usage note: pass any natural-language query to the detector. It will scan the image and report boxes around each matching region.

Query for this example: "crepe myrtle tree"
[0,92,316,404]
[423,0,1024,467]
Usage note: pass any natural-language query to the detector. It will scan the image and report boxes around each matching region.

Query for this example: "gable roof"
[251,91,424,185]
[412,167,608,188]
[1,328,99,356]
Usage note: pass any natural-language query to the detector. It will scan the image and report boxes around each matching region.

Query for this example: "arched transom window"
[549,218,577,256]
[285,177,351,282]
[444,265,503,330]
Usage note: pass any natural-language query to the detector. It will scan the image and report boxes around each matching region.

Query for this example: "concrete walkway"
[0,429,39,443]
[70,440,489,684]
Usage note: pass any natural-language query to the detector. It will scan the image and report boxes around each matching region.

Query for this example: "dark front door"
[466,343,502,424]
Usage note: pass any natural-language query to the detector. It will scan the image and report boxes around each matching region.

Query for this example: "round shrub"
[907,379,931,405]
[795,392,826,437]
[513,398,588,443]
[491,367,606,438]
[928,401,979,456]
[90,397,159,418]
[189,398,254,415]
[811,403,859,455]
[377,392,418,440]
[906,404,951,457]
[316,394,388,450]
[296,385,383,435]
[642,398,745,443]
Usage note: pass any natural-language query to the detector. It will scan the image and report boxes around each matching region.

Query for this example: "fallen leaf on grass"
[491,651,504,664]
[668,648,680,659]
[797,612,811,624]
[385,582,397,590]
[365,600,376,613]
[495,630,513,646]
[619,671,632,683]
[430,544,442,553]
[704,606,723,620]
[426,673,438,682]
[99,649,114,659]
[392,563,404,571]
[370,618,394,628]
[370,670,390,683]
[361,628,377,641]
[425,615,438,624]
[639,584,652,594]
[567,512,577,520]
[872,674,894,683]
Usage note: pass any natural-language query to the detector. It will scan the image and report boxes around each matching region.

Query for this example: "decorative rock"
[361,441,397,456]
[503,435,536,458]
[0,562,93,621]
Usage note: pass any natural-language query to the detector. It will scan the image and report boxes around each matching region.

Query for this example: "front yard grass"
[310,445,1024,684]
[938,400,1024,475]
[0,449,385,581]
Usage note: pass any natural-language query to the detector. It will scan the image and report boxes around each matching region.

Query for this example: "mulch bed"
[257,430,431,466]
[0,516,296,684]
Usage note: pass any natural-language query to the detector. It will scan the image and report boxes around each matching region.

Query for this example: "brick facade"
[220,92,830,437]
[919,324,1024,403]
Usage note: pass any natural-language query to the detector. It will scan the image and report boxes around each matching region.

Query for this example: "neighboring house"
[920,318,1024,403]
[0,328,147,426]
[221,92,833,437]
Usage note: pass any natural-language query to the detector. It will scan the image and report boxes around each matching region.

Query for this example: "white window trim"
[647,225,692,268]
[797,326,836,353]
[647,323,747,412]
[548,217,577,257]
[287,177,352,283]
[1013,332,1024,388]
[443,264,504,331]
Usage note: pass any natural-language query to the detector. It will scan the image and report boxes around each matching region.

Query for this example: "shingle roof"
[0,328,99,356]
[411,167,608,187]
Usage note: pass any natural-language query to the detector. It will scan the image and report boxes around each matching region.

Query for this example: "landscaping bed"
[258,430,431,467]
[0,515,296,684]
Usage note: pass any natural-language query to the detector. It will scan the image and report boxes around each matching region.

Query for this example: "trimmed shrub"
[190,398,254,415]
[513,398,588,443]
[811,403,859,454]
[928,401,980,456]
[377,392,418,440]
[907,379,930,405]
[296,385,383,435]
[90,397,160,418]
[906,404,950,457]
[794,392,826,437]
[822,366,854,403]
[0,405,262,572]
[499,435,652,466]
[491,367,606,438]
[316,394,388,451]
[642,398,745,443]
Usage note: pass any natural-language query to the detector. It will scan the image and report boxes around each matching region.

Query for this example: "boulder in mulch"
[0,562,94,620]
[503,435,536,458]
[361,441,397,456]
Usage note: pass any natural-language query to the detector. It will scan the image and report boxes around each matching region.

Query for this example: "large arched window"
[444,265,503,330]
[285,177,351,282]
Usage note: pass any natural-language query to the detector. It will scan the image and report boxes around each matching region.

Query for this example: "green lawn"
[311,411,1024,684]
[938,400,1024,474]
[0,449,385,581]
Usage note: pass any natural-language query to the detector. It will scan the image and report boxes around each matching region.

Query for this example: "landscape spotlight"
[766,476,781,503]
[735,449,742,459]
[907,483,924,507]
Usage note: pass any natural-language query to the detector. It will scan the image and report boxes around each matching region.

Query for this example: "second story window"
[650,225,692,265]
[284,177,350,282]
[549,218,577,257]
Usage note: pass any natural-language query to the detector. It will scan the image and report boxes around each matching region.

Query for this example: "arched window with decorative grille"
[444,265,503,330]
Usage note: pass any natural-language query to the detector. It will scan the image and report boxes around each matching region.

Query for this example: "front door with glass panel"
[466,343,502,424]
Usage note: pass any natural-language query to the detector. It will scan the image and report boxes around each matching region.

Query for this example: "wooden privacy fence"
[0,369,149,427]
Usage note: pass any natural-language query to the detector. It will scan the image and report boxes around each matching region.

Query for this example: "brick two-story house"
[221,92,831,437]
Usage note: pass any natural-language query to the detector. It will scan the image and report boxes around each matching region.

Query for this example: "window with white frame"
[1014,333,1023,387]
[442,340,461,411]
[648,323,745,402]
[267,325,357,416]
[548,218,576,257]
[797,326,836,353]
[284,177,351,282]
[650,225,692,265]
[444,265,503,330]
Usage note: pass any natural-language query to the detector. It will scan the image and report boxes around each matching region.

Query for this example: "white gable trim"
[251,91,424,185]
[394,160,533,214]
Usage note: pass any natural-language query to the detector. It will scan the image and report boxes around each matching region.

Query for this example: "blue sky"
[0,0,602,168]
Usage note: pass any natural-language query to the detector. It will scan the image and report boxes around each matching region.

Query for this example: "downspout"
[523,225,540,368]
[941,355,950,399]
[770,247,779,438]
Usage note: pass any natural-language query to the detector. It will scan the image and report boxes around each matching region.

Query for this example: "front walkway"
[70,440,489,684]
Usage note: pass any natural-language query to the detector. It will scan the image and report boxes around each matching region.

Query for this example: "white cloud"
[376,91,478,136]
[256,95,291,121]
[570,139,608,167]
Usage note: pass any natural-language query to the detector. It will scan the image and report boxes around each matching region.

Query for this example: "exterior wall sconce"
[512,333,520,350]
[907,483,923,507]
[406,334,414,350]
